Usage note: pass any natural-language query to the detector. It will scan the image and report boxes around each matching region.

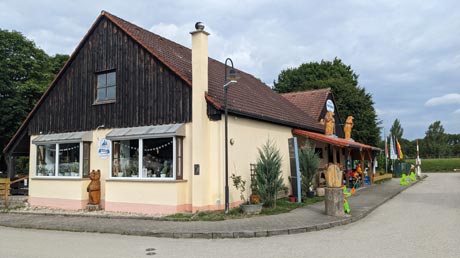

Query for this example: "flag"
[396,138,404,160]
[390,136,397,160]
[385,136,389,158]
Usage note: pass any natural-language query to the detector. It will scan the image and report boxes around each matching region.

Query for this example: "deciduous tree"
[0,29,68,171]
[273,58,380,146]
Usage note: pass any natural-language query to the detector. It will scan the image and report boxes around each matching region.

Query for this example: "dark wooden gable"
[318,92,344,138]
[27,17,191,135]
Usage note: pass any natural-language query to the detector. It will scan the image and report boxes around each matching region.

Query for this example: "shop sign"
[98,138,111,159]
[326,99,335,113]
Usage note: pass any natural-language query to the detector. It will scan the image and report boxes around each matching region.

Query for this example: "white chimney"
[190,22,211,210]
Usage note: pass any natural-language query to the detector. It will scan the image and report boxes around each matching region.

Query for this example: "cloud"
[425,93,460,107]
[454,109,460,114]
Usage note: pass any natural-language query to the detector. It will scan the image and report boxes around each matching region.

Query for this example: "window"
[111,137,183,180]
[96,71,116,102]
[36,142,90,178]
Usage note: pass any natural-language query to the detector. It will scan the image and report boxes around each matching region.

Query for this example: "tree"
[424,121,447,158]
[255,139,286,208]
[390,119,404,140]
[273,58,380,146]
[0,29,69,171]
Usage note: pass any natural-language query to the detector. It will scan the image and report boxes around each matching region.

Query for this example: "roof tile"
[104,12,323,132]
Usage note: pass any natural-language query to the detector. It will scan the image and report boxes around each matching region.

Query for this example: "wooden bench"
[0,178,10,209]
[374,173,393,183]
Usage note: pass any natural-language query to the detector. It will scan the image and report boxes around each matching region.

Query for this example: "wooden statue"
[344,116,354,140]
[325,163,342,188]
[87,169,101,205]
[321,111,335,135]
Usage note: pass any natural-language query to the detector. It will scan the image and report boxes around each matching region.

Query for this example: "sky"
[1,0,459,140]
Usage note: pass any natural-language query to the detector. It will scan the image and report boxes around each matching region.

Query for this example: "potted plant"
[37,165,47,176]
[160,161,168,178]
[70,162,79,177]
[299,141,320,198]
[231,173,262,215]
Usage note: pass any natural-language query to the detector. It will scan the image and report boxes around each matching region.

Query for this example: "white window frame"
[35,142,84,179]
[109,136,179,181]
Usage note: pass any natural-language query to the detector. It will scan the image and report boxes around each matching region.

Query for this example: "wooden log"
[325,187,344,216]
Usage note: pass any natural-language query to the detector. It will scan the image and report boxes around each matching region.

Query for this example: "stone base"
[86,204,101,211]
[325,187,344,216]
[241,203,263,215]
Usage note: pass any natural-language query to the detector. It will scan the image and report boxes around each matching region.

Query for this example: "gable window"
[96,71,116,103]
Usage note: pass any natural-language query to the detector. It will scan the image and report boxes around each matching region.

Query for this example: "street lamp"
[224,58,238,214]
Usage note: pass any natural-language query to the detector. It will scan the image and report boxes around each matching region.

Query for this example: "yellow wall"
[28,116,297,213]
[206,115,294,206]
[29,135,89,207]
[105,180,187,205]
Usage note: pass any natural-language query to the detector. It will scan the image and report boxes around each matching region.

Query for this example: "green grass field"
[405,158,460,172]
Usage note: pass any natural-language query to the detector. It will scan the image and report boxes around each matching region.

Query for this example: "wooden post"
[0,178,10,209]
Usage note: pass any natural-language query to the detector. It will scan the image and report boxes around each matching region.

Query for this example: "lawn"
[405,158,460,172]
[164,196,325,221]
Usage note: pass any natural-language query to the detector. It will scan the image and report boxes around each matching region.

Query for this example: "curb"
[0,177,426,239]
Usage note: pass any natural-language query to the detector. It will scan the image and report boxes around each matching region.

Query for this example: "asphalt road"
[0,173,458,258]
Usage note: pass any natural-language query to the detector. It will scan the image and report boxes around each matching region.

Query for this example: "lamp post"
[224,58,237,214]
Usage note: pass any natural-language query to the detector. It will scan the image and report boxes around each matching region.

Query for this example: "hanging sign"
[326,99,335,113]
[98,138,111,159]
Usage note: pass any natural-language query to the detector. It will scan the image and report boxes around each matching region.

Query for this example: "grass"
[164,196,325,221]
[405,158,460,172]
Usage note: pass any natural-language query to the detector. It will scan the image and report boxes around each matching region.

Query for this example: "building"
[3,11,378,215]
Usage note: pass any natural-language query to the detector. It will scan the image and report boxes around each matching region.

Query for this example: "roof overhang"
[293,129,381,151]
[32,131,93,145]
[106,123,185,140]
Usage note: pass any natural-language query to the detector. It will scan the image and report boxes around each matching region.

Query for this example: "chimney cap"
[195,22,205,31]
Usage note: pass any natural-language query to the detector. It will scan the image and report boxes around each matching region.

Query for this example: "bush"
[299,142,320,196]
[255,139,286,208]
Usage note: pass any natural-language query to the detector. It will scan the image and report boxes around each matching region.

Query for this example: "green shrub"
[255,139,286,208]
[299,142,320,196]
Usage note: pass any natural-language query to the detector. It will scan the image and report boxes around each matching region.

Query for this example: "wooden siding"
[27,17,191,135]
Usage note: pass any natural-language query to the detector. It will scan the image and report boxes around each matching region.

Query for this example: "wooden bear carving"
[87,169,101,205]
[321,111,335,136]
[344,116,354,140]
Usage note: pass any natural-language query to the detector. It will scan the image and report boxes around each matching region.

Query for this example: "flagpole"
[384,129,388,174]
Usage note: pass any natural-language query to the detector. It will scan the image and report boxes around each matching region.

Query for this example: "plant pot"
[240,203,263,215]
[307,191,315,198]
[289,195,297,202]
[316,187,325,197]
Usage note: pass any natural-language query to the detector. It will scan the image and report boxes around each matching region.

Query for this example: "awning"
[293,129,381,151]
[32,131,93,145]
[106,123,185,140]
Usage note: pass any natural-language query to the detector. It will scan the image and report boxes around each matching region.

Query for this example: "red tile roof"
[281,88,331,121]
[104,11,323,132]
[293,129,381,150]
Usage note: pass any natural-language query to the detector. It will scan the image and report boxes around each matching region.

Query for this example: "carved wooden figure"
[344,116,354,140]
[325,163,342,188]
[321,111,335,136]
[87,169,101,205]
